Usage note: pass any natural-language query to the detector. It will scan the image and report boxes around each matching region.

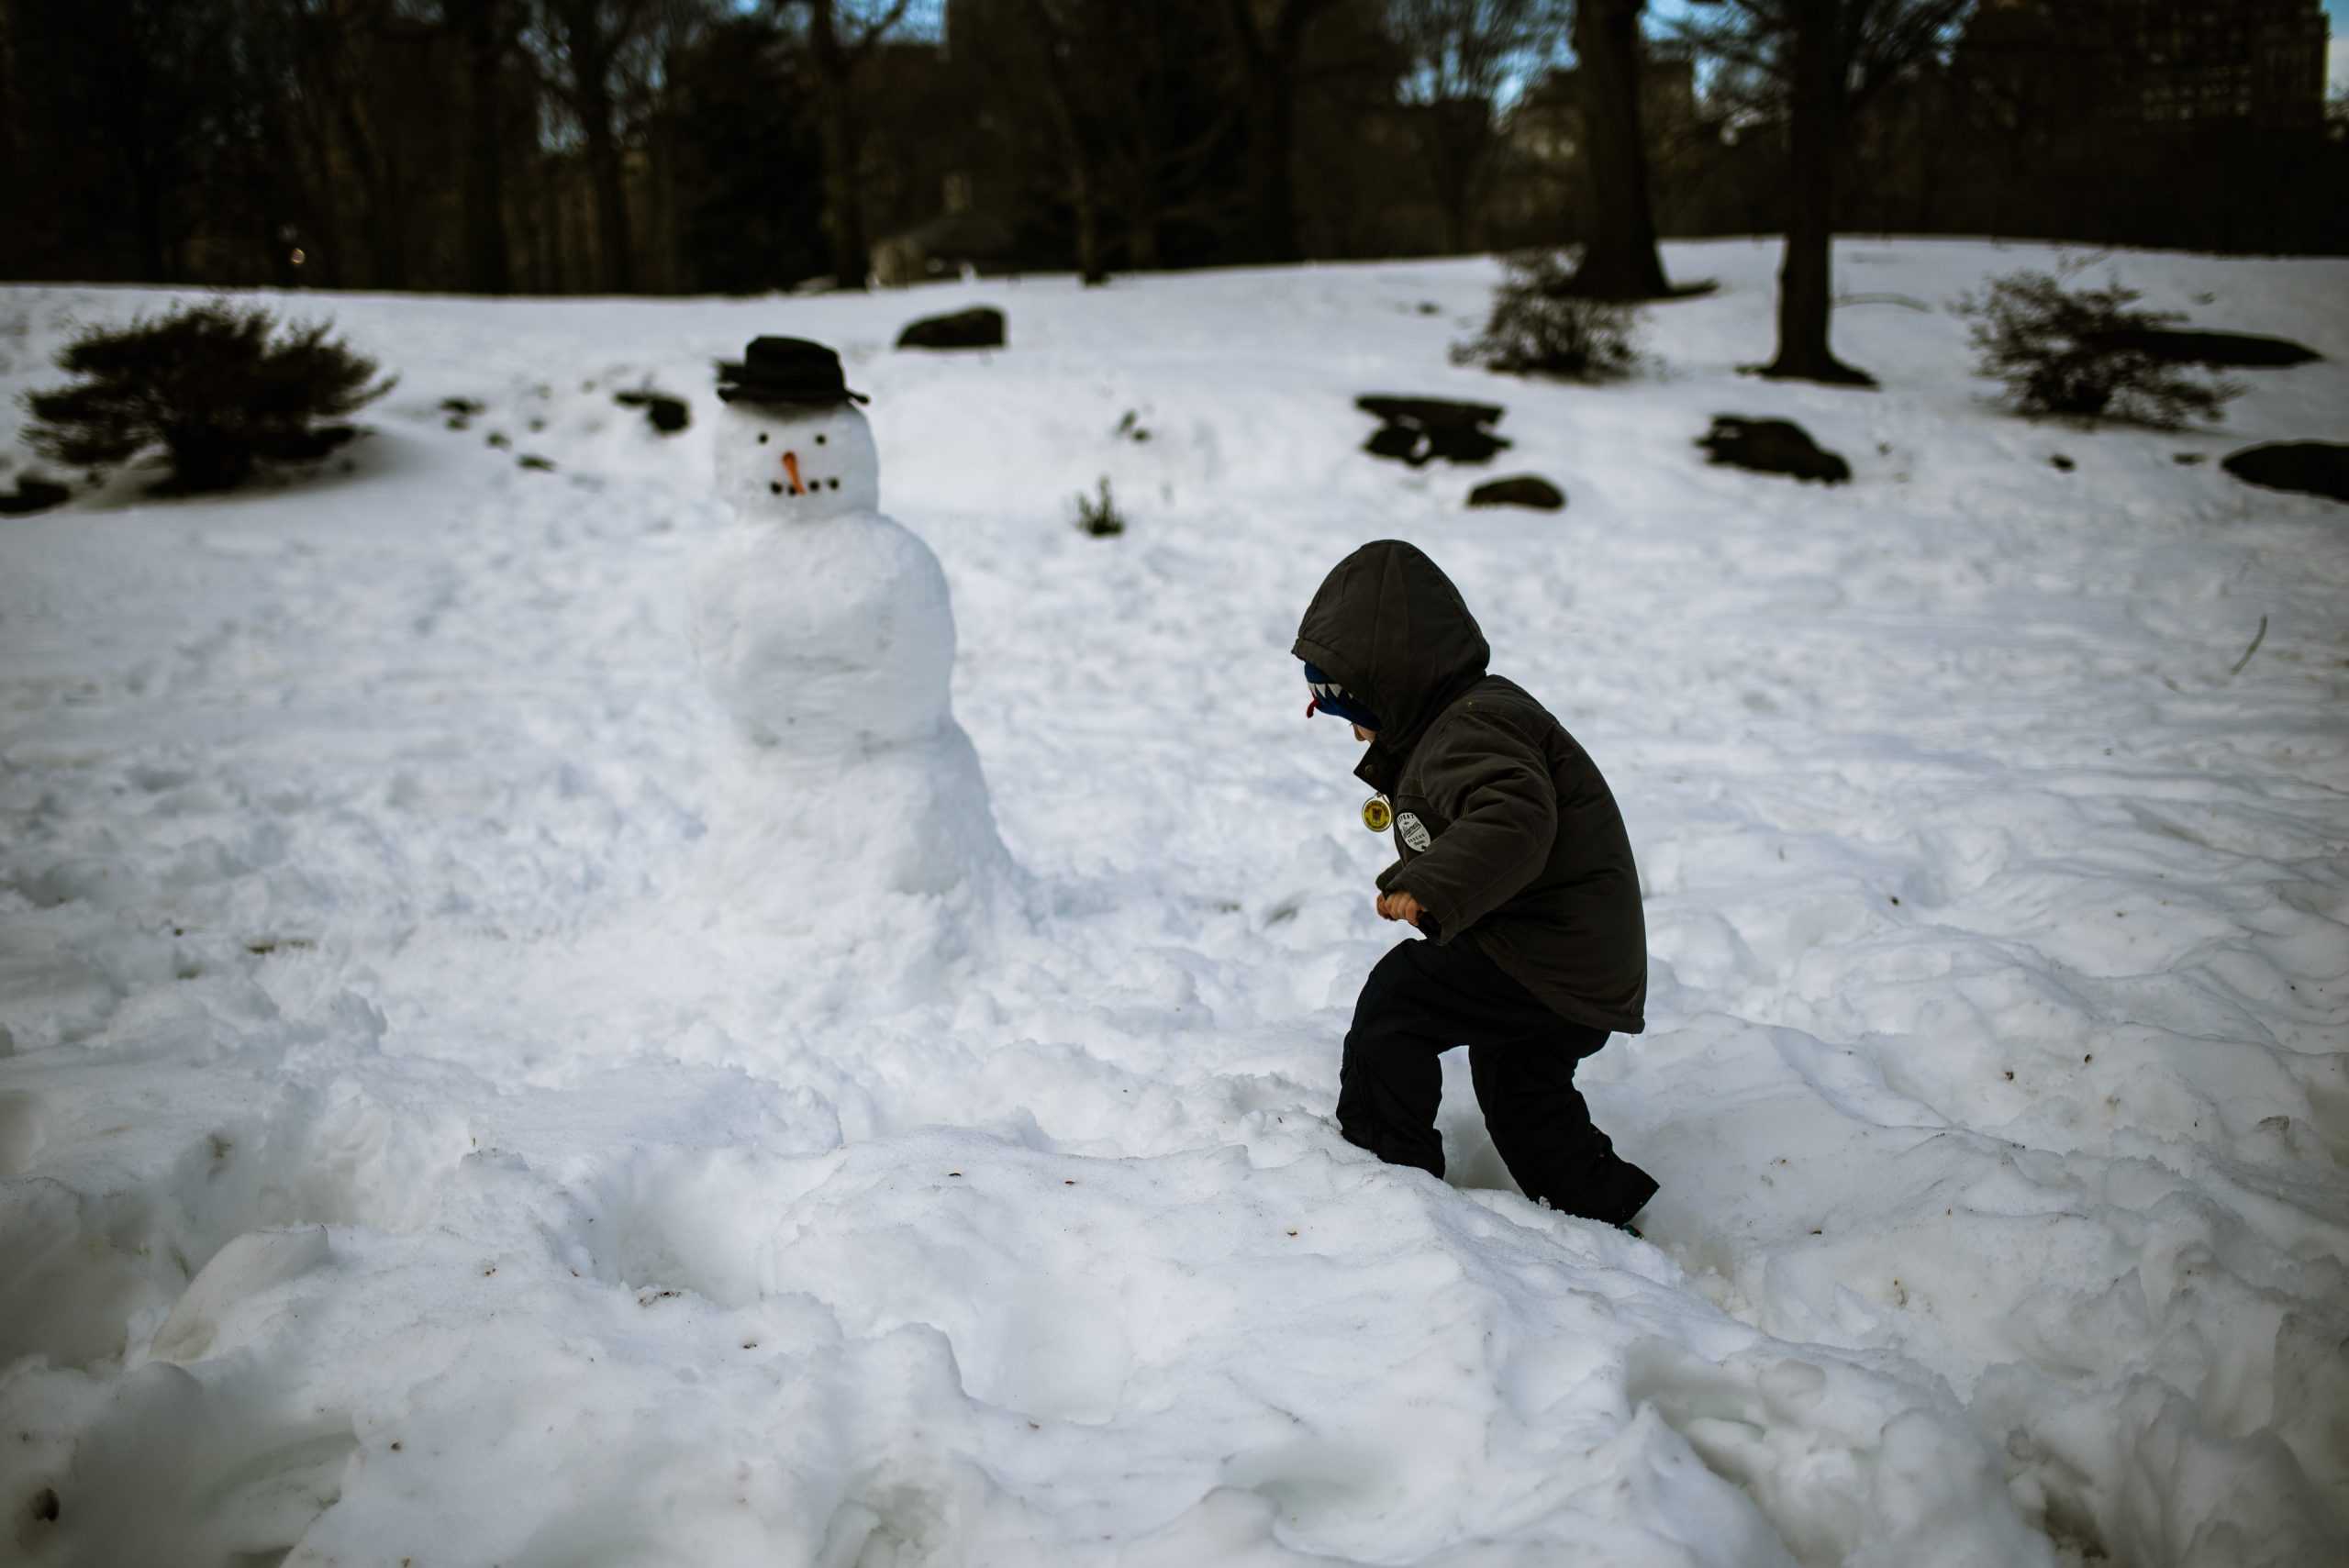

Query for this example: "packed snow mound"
[2,240,2345,1567]
[691,512,959,751]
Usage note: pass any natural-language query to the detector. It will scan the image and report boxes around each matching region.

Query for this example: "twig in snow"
[1834,293,1933,312]
[2228,615,2268,679]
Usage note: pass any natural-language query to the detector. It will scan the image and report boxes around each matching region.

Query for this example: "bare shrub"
[1074,476,1125,537]
[24,304,394,495]
[1453,251,1641,382]
[1957,270,2240,429]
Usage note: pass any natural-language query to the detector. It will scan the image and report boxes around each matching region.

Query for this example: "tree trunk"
[1252,68,1300,262]
[1761,0,1872,385]
[1566,0,1670,299]
[1127,189,1162,271]
[325,72,406,288]
[1229,0,1330,265]
[1022,0,1108,285]
[456,0,513,295]
[823,89,865,287]
[807,1,867,289]
[126,138,171,282]
[535,157,559,291]
[1051,81,1108,285]
[105,17,173,282]
[580,79,635,293]
[654,110,681,294]
[1071,160,1106,284]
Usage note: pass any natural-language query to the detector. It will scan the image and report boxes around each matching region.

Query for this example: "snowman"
[691,337,1008,903]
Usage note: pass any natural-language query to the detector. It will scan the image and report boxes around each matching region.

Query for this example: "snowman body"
[691,395,1008,900]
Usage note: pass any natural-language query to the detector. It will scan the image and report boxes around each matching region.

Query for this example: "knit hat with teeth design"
[1301,661,1381,730]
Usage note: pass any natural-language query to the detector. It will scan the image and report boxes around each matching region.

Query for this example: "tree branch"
[850,0,914,58]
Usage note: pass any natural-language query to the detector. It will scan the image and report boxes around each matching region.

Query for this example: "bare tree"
[1565,0,1672,298]
[438,0,521,294]
[959,0,1238,278]
[1387,0,1552,254]
[1225,0,1347,263]
[638,0,719,293]
[1012,0,1112,284]
[533,0,657,293]
[1099,0,1243,271]
[278,0,416,288]
[1682,0,1972,384]
[784,0,914,289]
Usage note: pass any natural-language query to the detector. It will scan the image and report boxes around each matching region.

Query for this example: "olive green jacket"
[1294,540,1647,1033]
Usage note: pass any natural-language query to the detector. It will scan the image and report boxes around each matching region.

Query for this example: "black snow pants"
[1338,935,1657,1227]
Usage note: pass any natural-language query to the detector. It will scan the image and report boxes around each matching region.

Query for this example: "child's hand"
[1376,891,1425,928]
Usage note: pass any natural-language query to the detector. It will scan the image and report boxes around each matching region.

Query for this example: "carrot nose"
[782,451,807,495]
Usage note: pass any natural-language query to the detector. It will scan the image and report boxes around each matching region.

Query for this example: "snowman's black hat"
[716,337,869,406]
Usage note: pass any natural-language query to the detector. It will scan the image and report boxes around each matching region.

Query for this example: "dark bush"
[23,304,394,495]
[1957,272,2240,429]
[1453,251,1640,382]
[1074,476,1125,537]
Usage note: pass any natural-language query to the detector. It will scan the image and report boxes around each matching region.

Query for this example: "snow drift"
[1,239,2343,1566]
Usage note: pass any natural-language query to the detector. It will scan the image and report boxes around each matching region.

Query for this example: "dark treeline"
[1,0,2340,295]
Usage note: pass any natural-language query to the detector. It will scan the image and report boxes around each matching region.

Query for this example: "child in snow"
[1295,540,1656,1229]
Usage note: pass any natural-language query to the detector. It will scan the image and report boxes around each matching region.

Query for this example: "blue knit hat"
[1302,662,1380,729]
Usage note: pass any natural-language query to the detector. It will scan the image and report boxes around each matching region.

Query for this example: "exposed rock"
[1696,416,1852,484]
[2050,453,2076,473]
[614,388,691,433]
[1467,475,1565,510]
[1356,395,1511,467]
[896,306,1006,350]
[2222,441,2349,505]
[2083,328,2321,369]
[1358,395,1505,431]
[0,475,71,516]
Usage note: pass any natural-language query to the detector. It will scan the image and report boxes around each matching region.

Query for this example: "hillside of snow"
[2,239,2344,1568]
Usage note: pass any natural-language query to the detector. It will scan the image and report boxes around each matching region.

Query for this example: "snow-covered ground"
[2,239,2343,1568]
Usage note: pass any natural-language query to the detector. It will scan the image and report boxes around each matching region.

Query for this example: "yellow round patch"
[1362,796,1393,833]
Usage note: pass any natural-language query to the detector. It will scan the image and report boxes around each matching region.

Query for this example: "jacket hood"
[1293,540,1489,768]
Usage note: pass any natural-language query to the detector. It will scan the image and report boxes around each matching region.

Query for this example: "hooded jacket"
[1294,540,1646,1034]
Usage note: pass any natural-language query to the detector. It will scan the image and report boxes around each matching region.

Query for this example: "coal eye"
[770,482,783,495]
[829,478,840,490]
[816,434,827,445]
[757,432,769,444]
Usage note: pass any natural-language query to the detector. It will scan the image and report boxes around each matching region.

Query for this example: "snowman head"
[716,400,880,522]
[714,336,880,522]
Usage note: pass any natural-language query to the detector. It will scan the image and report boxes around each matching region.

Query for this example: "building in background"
[1963,0,2329,130]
